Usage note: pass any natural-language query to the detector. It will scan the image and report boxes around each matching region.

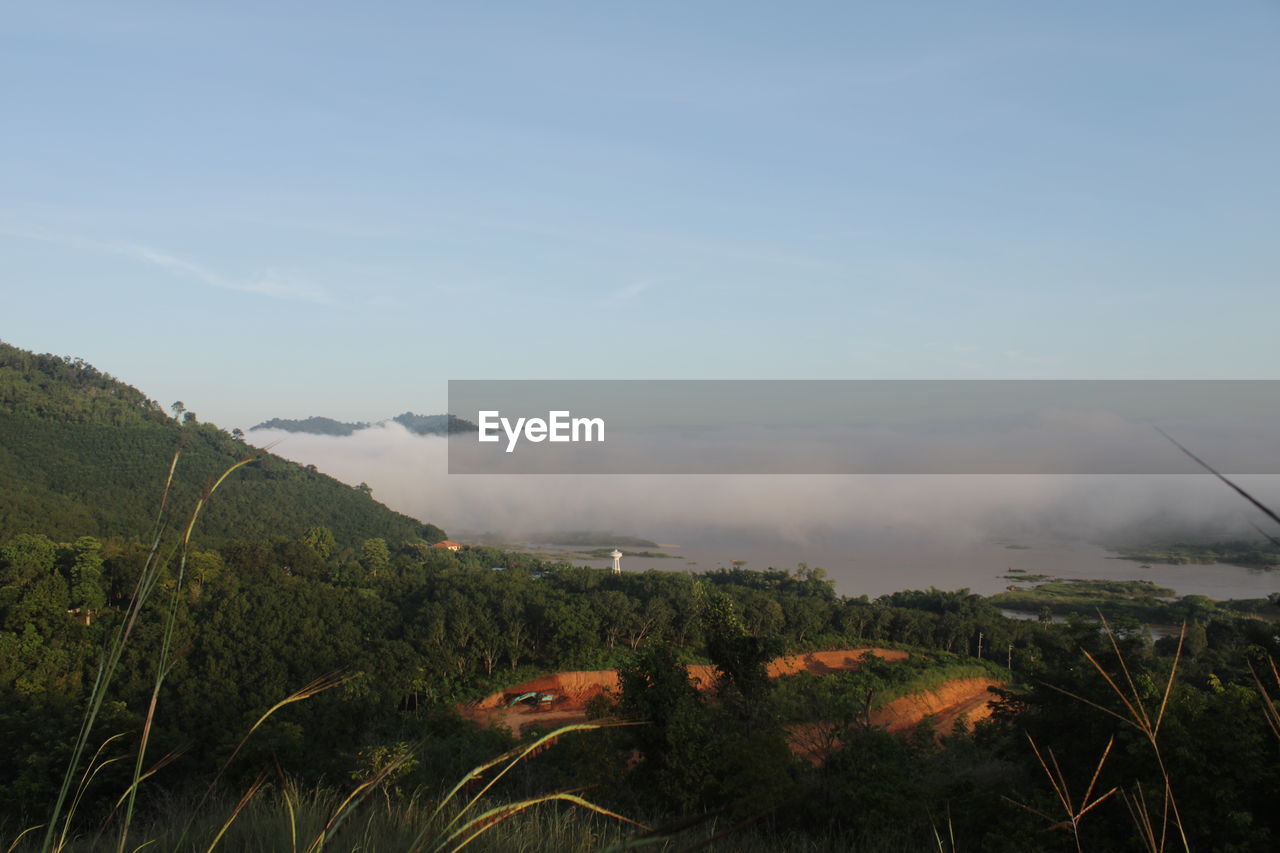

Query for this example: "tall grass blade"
[402,723,643,853]
[1013,733,1116,851]
[440,792,645,853]
[597,808,725,852]
[1248,522,1280,549]
[204,772,268,853]
[54,733,127,850]
[1121,783,1160,853]
[304,753,414,853]
[42,446,184,853]
[7,825,45,853]
[1155,427,1280,528]
[282,783,299,853]
[111,750,183,811]
[1045,617,1189,852]
[436,722,628,842]
[118,453,262,853]
[174,672,353,850]
[1250,658,1280,741]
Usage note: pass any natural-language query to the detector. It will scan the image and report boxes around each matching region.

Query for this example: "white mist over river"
[249,424,1280,601]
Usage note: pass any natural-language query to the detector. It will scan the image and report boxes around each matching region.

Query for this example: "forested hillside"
[0,341,440,546]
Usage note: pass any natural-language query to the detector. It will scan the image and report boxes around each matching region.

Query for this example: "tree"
[420,523,448,544]
[593,589,636,650]
[1,540,69,635]
[617,641,713,810]
[0,533,59,588]
[546,599,601,665]
[497,597,532,670]
[301,526,337,560]
[68,536,106,614]
[360,538,390,578]
[700,588,782,715]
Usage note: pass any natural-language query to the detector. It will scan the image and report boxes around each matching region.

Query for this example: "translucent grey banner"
[446,380,1280,474]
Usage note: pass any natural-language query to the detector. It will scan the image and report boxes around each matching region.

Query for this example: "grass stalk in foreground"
[1249,657,1280,741]
[118,453,261,853]
[409,722,647,853]
[203,772,270,853]
[39,442,264,853]
[1007,735,1116,852]
[1044,617,1189,852]
[172,672,354,850]
[41,446,184,853]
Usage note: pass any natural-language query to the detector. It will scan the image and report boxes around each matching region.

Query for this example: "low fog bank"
[247,423,1279,550]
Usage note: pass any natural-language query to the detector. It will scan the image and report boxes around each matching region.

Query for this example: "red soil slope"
[459,648,908,735]
[786,677,1005,765]
[874,676,1002,733]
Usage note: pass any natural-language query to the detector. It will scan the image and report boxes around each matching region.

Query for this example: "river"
[527,531,1277,602]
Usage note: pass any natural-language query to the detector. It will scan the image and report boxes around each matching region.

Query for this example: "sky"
[2,1,1278,431]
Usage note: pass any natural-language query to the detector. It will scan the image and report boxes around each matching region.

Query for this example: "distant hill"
[0,340,443,546]
[252,412,476,436]
[251,415,366,436]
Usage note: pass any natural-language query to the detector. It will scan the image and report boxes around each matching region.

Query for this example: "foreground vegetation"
[6,511,1280,850]
[4,342,1280,850]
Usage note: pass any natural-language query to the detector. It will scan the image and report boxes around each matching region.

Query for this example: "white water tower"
[610,549,623,575]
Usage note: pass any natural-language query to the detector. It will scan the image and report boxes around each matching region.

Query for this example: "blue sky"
[3,1,1277,430]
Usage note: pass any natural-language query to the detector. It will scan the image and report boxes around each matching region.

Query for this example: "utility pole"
[1007,642,1013,671]
[977,631,984,658]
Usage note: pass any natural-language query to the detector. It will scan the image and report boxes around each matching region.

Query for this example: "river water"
[538,532,1278,602]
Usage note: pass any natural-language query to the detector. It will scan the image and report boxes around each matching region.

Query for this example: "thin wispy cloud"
[606,279,653,303]
[118,243,335,305]
[0,226,335,305]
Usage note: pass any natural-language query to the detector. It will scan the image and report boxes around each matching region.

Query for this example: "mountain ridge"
[251,412,477,436]
[0,339,444,546]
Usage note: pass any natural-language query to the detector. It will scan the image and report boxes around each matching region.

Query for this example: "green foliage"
[1121,539,1280,568]
[0,341,437,548]
[67,537,105,613]
[0,344,167,427]
[300,526,337,559]
[615,642,708,809]
[360,538,391,578]
[4,527,1280,849]
[420,523,448,545]
[774,654,1003,727]
[990,578,1190,623]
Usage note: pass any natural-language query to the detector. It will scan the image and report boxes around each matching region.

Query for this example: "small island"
[1117,540,1280,569]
